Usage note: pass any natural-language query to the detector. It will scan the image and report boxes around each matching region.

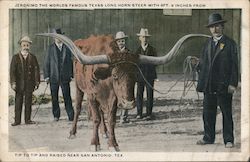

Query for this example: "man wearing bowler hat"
[44,28,74,121]
[135,28,157,120]
[10,36,40,126]
[196,13,238,148]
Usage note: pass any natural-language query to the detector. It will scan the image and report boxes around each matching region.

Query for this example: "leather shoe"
[136,115,142,119]
[25,120,36,124]
[196,139,214,145]
[11,122,20,126]
[143,114,154,120]
[225,142,234,148]
[54,117,59,122]
[120,118,129,124]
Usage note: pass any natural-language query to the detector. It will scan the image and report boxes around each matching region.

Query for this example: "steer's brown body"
[71,35,138,151]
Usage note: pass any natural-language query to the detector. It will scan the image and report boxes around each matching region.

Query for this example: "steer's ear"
[93,67,112,80]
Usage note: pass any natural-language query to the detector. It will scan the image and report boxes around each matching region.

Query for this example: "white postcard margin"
[0,0,249,161]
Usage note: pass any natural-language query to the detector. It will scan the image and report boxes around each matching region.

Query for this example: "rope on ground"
[32,82,49,120]
[176,56,200,117]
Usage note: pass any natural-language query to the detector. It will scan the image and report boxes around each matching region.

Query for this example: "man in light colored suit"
[44,28,74,121]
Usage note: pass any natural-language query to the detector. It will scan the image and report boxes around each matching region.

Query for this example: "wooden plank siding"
[110,9,120,37]
[123,9,134,50]
[12,10,22,56]
[9,10,13,63]
[9,9,241,74]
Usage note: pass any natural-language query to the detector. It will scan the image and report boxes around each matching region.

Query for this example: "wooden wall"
[9,9,241,73]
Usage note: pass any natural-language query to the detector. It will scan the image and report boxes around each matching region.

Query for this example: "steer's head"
[111,65,137,109]
[93,40,139,110]
[110,44,138,110]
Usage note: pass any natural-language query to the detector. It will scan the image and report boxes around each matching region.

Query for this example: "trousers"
[14,90,33,123]
[136,79,154,116]
[50,82,74,121]
[202,93,234,144]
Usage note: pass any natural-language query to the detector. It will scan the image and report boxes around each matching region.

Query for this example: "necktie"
[58,45,62,51]
[211,41,217,60]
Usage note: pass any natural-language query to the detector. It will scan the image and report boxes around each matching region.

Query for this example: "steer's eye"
[112,73,118,80]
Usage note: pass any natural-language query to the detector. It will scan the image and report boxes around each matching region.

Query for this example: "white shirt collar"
[119,46,126,52]
[141,43,148,51]
[213,35,223,42]
[55,42,63,51]
[21,50,29,59]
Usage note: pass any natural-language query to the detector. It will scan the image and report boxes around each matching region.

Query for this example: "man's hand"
[44,78,50,84]
[228,85,236,94]
[11,83,16,91]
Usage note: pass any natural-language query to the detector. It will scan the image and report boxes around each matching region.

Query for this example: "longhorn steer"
[73,35,138,151]
[37,33,210,151]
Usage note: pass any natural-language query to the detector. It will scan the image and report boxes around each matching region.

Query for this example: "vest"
[56,46,64,81]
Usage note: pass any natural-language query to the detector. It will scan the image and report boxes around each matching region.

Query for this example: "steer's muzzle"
[117,99,135,110]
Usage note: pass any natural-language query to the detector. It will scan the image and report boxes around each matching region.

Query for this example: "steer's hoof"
[90,145,101,151]
[68,134,76,139]
[108,146,120,152]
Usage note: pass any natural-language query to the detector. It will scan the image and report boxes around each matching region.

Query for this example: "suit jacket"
[10,52,40,92]
[197,35,238,93]
[44,43,73,84]
[136,44,157,82]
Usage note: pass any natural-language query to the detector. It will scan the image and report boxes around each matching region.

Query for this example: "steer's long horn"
[139,34,210,65]
[36,33,110,65]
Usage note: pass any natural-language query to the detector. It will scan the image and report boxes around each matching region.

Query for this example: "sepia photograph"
[0,0,249,161]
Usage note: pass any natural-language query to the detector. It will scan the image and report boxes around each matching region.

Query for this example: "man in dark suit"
[135,28,157,120]
[10,36,40,126]
[44,28,74,121]
[196,13,238,148]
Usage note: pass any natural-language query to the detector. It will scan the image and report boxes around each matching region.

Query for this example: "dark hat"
[51,28,65,34]
[206,13,227,27]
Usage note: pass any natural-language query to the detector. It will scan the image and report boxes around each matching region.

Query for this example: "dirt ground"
[8,74,241,152]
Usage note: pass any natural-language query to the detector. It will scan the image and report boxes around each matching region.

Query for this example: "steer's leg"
[100,109,109,138]
[107,103,119,151]
[69,86,84,138]
[89,95,101,151]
